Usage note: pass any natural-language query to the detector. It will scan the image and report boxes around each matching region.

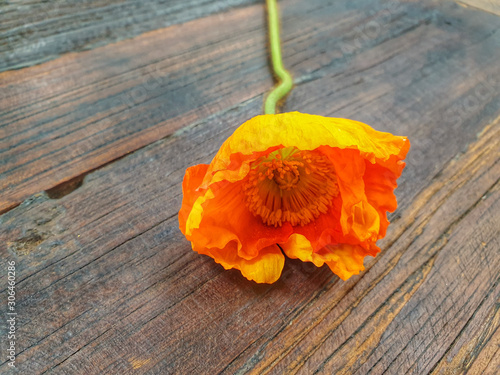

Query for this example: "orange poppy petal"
[320,147,380,243]
[194,241,285,284]
[293,195,343,252]
[363,160,401,239]
[179,164,209,236]
[188,179,293,260]
[201,146,283,189]
[179,112,409,283]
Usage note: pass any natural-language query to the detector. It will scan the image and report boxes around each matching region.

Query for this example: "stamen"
[243,147,339,227]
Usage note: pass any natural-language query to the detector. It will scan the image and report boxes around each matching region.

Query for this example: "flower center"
[243,147,339,227]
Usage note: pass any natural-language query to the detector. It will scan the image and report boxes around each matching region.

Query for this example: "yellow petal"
[238,245,285,284]
[321,244,366,280]
[195,241,285,284]
[281,234,367,280]
[280,233,324,267]
[209,112,409,175]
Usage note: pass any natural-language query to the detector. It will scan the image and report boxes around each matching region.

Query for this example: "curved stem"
[264,0,293,115]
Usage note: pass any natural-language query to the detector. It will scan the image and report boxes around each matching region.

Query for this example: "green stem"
[264,0,293,115]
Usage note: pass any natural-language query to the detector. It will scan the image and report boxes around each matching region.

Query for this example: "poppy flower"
[179,112,409,284]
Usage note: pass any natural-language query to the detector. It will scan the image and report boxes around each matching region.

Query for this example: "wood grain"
[0,1,271,214]
[2,0,500,215]
[1,0,499,374]
[0,0,259,72]
[1,104,498,374]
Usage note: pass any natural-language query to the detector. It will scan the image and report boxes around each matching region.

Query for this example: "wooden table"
[1,0,499,373]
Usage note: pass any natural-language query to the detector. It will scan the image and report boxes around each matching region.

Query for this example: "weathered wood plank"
[222,120,500,375]
[431,284,500,374]
[0,1,271,214]
[2,0,499,215]
[0,0,499,374]
[0,0,259,72]
[457,0,500,16]
[1,111,498,374]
